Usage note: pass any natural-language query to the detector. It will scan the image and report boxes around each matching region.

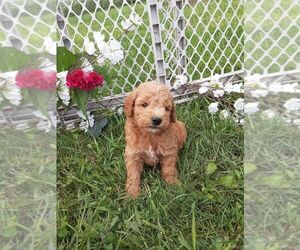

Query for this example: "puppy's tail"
[175,121,187,149]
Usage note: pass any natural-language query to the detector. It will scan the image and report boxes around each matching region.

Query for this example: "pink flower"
[66,69,104,91]
[16,69,56,90]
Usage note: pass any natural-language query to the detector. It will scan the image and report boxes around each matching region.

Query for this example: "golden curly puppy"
[124,82,187,198]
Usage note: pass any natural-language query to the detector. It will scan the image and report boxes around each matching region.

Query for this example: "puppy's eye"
[165,106,170,111]
[142,103,148,107]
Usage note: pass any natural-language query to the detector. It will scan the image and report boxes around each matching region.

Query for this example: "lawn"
[57,98,244,249]
[244,117,300,249]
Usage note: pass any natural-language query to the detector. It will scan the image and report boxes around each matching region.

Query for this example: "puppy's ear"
[124,91,137,118]
[171,99,177,123]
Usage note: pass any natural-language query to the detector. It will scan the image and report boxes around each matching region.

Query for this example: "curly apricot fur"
[124,82,187,198]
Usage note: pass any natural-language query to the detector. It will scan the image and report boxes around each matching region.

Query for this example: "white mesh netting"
[245,0,300,74]
[0,0,56,52]
[57,0,244,94]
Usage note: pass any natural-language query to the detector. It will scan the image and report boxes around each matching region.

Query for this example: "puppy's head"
[124,82,176,133]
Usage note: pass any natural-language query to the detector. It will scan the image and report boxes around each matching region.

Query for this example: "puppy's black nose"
[152,117,162,126]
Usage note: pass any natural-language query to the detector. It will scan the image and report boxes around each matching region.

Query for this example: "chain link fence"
[57,0,244,92]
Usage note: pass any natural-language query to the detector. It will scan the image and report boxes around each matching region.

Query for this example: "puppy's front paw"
[126,184,140,199]
[163,175,181,186]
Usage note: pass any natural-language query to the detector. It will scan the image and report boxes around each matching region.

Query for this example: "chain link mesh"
[57,0,156,97]
[0,0,56,52]
[245,0,300,75]
[57,0,244,93]
[159,0,243,85]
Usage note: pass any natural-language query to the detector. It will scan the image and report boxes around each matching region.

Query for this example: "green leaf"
[93,64,110,84]
[90,88,99,100]
[260,174,288,188]
[0,223,17,238]
[0,47,31,72]
[218,174,238,188]
[23,89,52,115]
[57,223,68,238]
[205,162,217,175]
[212,238,223,250]
[57,47,77,72]
[109,216,119,230]
[244,162,257,176]
[178,237,192,249]
[73,89,89,115]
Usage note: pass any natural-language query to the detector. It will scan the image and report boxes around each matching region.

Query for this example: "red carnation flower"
[16,69,56,90]
[66,69,104,91]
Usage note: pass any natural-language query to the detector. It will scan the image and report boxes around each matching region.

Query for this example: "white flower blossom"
[173,75,188,89]
[220,109,230,119]
[234,98,244,111]
[0,71,22,106]
[57,71,70,106]
[210,74,223,89]
[121,19,135,31]
[213,89,225,98]
[2,82,22,106]
[283,98,300,112]
[283,117,292,124]
[77,111,95,132]
[201,81,211,87]
[250,89,269,98]
[244,102,259,115]
[94,32,110,55]
[224,82,234,93]
[97,56,106,66]
[129,13,142,25]
[121,14,141,31]
[262,109,278,119]
[208,102,219,113]
[117,107,124,116]
[95,37,124,65]
[293,119,300,126]
[235,83,244,93]
[84,38,96,55]
[199,86,209,94]
[82,58,93,71]
[245,74,266,88]
[225,82,243,93]
[109,48,124,65]
[269,82,298,93]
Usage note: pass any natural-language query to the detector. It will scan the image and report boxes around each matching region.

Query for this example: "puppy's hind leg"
[161,155,180,185]
[125,155,143,199]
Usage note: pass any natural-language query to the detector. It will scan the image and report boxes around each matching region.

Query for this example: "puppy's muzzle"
[151,117,162,126]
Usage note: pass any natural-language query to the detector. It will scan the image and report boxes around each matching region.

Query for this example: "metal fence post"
[174,0,186,75]
[147,0,167,85]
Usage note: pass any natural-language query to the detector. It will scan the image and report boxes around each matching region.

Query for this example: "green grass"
[244,117,300,249]
[0,130,56,249]
[57,98,244,249]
